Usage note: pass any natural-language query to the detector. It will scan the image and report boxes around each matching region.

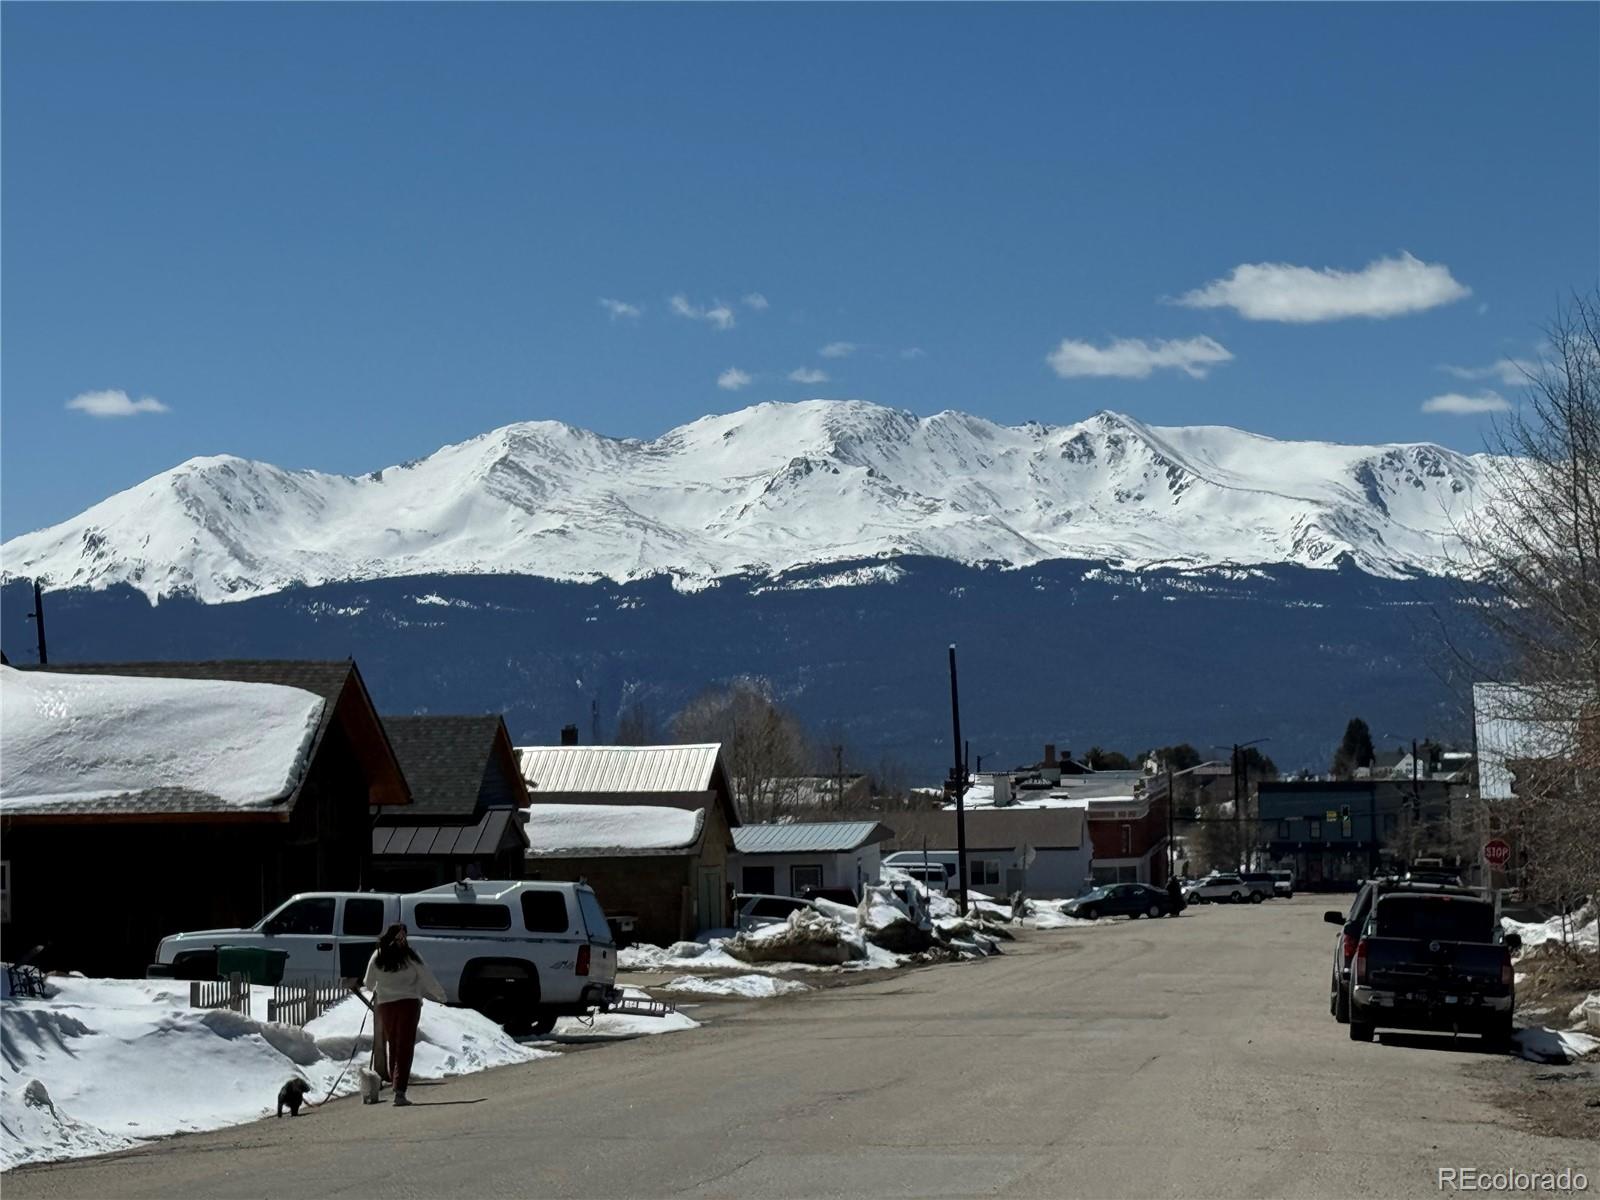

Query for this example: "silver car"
[733,893,819,933]
[1183,873,1248,904]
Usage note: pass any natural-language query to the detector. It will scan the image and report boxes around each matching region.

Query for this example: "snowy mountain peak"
[0,400,1492,603]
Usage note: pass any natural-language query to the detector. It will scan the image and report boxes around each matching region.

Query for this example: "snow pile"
[660,975,810,999]
[555,988,700,1038]
[726,909,869,967]
[858,884,934,954]
[0,666,324,810]
[0,977,550,1170]
[523,804,703,855]
[1513,1026,1600,1065]
[1503,905,1599,951]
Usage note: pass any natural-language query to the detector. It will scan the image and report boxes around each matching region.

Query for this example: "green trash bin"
[215,946,290,986]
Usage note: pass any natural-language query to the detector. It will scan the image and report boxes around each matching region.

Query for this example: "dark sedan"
[1063,883,1180,920]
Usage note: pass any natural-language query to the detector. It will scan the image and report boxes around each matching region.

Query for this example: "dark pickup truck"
[1347,891,1520,1045]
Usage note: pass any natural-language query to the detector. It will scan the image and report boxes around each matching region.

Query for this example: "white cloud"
[788,367,829,384]
[901,347,926,360]
[65,389,171,418]
[717,367,754,391]
[741,293,769,311]
[1174,252,1471,322]
[599,297,642,320]
[1046,335,1233,380]
[1440,357,1537,386]
[1421,390,1511,415]
[819,341,857,358]
[669,294,736,331]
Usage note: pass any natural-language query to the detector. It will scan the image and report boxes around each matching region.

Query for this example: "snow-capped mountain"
[1,401,1492,603]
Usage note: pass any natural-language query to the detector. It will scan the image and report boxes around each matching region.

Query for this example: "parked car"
[881,852,958,892]
[1346,890,1520,1045]
[1183,874,1248,904]
[1238,872,1276,902]
[150,880,619,1035]
[799,886,860,907]
[1063,883,1179,920]
[1324,876,1486,1024]
[733,893,819,933]
[1270,870,1295,898]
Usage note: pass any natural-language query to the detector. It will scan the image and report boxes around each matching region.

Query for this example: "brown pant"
[377,999,422,1092]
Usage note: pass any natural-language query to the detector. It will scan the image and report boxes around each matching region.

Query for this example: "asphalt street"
[7,898,1592,1199]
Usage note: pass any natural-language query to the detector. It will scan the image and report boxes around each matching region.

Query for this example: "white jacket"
[363,952,447,1005]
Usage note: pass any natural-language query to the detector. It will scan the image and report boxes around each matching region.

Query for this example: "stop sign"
[1483,838,1512,867]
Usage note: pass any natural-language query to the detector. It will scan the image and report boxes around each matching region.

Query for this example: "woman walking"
[361,924,446,1106]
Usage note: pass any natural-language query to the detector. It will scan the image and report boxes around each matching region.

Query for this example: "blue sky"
[3,3,1595,538]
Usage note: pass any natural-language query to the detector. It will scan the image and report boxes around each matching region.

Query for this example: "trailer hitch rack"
[603,995,676,1020]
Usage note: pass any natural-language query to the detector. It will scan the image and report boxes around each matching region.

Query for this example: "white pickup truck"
[149,880,621,1035]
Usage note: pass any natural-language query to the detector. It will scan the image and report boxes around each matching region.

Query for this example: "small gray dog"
[276,1077,313,1118]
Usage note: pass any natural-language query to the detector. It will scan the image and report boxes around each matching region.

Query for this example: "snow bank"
[858,884,934,954]
[551,989,699,1038]
[523,804,703,855]
[727,909,868,966]
[660,975,810,999]
[1513,1026,1600,1064]
[1503,905,1599,951]
[0,666,324,810]
[1,977,549,1170]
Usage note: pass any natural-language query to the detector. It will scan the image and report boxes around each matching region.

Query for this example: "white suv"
[1184,874,1248,904]
[151,880,618,1035]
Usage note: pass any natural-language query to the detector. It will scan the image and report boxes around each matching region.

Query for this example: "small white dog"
[358,1067,383,1105]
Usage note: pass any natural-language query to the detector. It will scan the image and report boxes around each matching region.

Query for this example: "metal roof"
[372,807,525,859]
[516,744,722,795]
[732,821,894,855]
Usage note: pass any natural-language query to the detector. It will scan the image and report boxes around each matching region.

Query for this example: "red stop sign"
[1483,838,1511,867]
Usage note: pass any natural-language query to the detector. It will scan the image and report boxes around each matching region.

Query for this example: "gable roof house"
[517,743,739,945]
[866,806,1092,899]
[730,820,894,899]
[1,660,410,977]
[372,715,531,891]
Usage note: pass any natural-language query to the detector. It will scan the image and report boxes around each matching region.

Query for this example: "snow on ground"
[0,666,324,810]
[1513,1026,1600,1064]
[1503,906,1599,951]
[548,989,700,1039]
[1,976,619,1170]
[659,975,810,999]
[521,803,703,854]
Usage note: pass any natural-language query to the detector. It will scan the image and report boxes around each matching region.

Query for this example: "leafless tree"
[614,700,661,746]
[670,679,810,821]
[1465,291,1600,926]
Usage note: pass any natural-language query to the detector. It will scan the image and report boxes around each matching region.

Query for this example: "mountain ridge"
[0,400,1492,603]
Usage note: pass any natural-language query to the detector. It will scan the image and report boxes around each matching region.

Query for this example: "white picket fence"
[187,977,347,1027]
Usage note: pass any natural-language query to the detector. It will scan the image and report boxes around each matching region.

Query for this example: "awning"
[373,807,525,859]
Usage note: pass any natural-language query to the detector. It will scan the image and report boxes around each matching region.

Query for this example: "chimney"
[1044,744,1057,767]
[560,724,579,746]
[994,774,1012,807]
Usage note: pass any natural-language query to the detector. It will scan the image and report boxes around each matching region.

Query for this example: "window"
[577,888,614,944]
[1309,819,1322,841]
[743,866,776,894]
[265,897,335,936]
[1091,867,1118,885]
[521,890,570,933]
[342,898,385,936]
[1277,820,1290,839]
[413,902,512,931]
[790,865,824,894]
[1120,825,1132,855]
[970,859,1002,887]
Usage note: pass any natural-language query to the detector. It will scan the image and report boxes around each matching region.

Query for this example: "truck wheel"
[1484,1017,1514,1050]
[1335,979,1350,1024]
[530,1015,558,1037]
[1349,1014,1374,1042]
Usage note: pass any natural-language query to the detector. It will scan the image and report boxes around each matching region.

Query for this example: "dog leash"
[309,990,373,1107]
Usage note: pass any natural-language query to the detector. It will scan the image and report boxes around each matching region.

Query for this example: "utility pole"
[1166,764,1175,881]
[27,580,48,665]
[947,644,970,915]
[1232,743,1242,869]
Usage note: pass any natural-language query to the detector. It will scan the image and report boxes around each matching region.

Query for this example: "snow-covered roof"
[517,744,722,796]
[523,803,706,857]
[733,821,893,854]
[0,665,324,813]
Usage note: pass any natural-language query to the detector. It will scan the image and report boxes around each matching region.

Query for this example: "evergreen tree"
[1330,718,1375,780]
